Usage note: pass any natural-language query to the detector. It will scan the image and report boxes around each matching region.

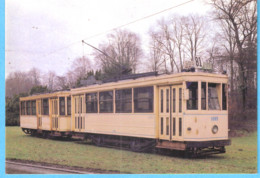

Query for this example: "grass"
[6,126,257,173]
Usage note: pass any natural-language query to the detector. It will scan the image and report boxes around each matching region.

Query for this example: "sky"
[5,0,212,78]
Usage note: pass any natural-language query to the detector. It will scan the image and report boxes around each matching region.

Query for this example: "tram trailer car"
[20,72,231,155]
[20,91,72,137]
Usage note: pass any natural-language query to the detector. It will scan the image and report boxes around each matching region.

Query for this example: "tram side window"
[116,89,132,113]
[208,83,220,110]
[134,86,153,113]
[43,99,49,115]
[67,97,71,115]
[186,82,198,110]
[31,100,36,115]
[201,82,206,110]
[222,84,227,110]
[26,101,31,115]
[21,101,26,115]
[99,91,113,113]
[59,97,65,115]
[86,93,98,113]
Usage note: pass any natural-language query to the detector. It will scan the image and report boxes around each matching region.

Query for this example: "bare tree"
[43,71,57,91]
[148,14,208,73]
[148,30,166,73]
[183,14,207,62]
[65,70,77,88]
[172,16,186,70]
[72,56,92,80]
[210,0,257,110]
[217,19,237,94]
[156,19,179,73]
[94,29,143,78]
[55,76,68,90]
[28,67,42,86]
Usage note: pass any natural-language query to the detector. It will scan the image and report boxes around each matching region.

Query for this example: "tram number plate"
[211,117,218,121]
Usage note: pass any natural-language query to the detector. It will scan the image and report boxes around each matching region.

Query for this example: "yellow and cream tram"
[20,72,231,155]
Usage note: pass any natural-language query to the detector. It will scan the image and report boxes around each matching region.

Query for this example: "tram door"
[74,95,85,132]
[159,85,183,141]
[36,100,42,130]
[51,98,59,130]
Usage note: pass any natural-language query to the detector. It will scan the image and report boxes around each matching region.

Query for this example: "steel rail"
[6,160,95,174]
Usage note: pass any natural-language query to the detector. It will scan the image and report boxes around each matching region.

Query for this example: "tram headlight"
[212,125,218,134]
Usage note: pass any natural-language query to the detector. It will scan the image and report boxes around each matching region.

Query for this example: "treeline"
[6,0,257,125]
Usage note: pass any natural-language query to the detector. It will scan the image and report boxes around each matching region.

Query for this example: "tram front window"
[208,83,220,110]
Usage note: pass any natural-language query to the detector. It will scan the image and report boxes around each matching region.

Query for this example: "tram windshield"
[208,83,220,110]
[186,82,222,110]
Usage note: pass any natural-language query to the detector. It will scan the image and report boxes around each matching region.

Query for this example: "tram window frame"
[31,100,36,115]
[134,86,154,113]
[21,101,26,115]
[179,88,182,113]
[201,82,207,110]
[222,84,227,110]
[173,88,176,113]
[208,83,221,110]
[115,89,132,113]
[160,90,163,113]
[166,89,169,113]
[67,96,71,115]
[59,97,65,115]
[26,101,31,115]
[42,99,49,115]
[99,91,113,113]
[186,82,198,110]
[86,93,98,113]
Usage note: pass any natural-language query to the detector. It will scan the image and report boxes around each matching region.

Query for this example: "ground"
[5,122,257,174]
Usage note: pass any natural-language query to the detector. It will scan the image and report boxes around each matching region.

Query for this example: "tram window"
[186,82,198,110]
[179,118,182,136]
[201,82,206,110]
[67,97,71,115]
[86,93,98,113]
[75,98,77,113]
[99,91,113,113]
[160,90,163,113]
[208,83,220,110]
[59,97,65,115]
[166,89,169,113]
[179,88,182,113]
[222,84,227,110]
[31,100,36,115]
[134,86,154,113]
[173,88,176,113]
[116,89,132,113]
[26,101,31,115]
[166,117,169,135]
[43,99,49,115]
[173,117,176,136]
[21,101,26,115]
[161,117,163,135]
[79,97,82,113]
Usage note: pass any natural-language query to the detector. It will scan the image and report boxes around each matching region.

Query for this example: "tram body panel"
[20,115,37,129]
[78,113,156,138]
[41,115,51,130]
[183,113,228,141]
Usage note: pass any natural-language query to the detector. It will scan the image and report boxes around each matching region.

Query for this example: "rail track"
[6,160,95,174]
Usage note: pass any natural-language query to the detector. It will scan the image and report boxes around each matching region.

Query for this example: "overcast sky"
[5,0,211,78]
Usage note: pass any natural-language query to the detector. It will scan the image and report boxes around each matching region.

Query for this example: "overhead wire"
[30,0,195,58]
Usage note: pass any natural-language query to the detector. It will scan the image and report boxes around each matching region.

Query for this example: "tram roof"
[20,90,71,101]
[71,72,228,95]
